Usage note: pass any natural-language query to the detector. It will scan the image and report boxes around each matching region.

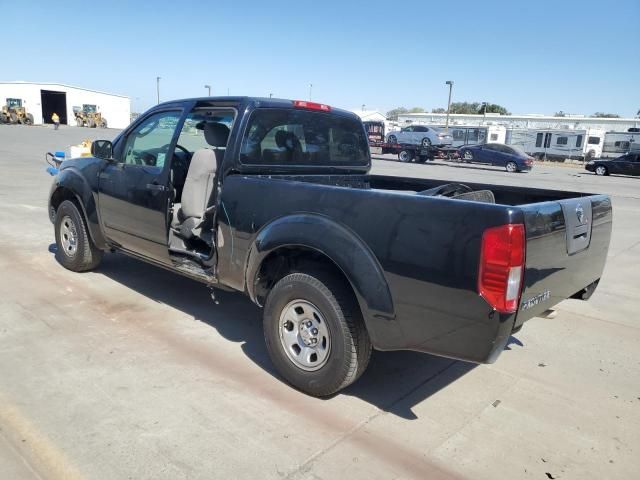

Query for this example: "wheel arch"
[49,170,108,249]
[245,214,397,348]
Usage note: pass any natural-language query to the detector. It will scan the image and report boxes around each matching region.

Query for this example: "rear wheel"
[54,200,103,272]
[463,150,473,161]
[263,269,372,397]
[421,137,432,147]
[23,114,34,125]
[87,118,96,128]
[595,165,608,176]
[387,135,397,144]
[99,118,108,128]
[506,161,518,173]
[76,117,84,127]
[398,149,413,162]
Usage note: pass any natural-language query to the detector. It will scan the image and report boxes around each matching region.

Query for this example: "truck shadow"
[69,250,491,419]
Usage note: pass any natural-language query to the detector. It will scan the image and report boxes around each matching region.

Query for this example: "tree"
[592,112,620,118]
[386,107,408,120]
[386,107,426,120]
[554,111,566,117]
[431,101,510,115]
[478,103,510,115]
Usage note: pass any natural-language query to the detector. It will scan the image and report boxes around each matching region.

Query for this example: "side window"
[536,133,543,147]
[615,141,630,150]
[588,136,600,145]
[121,111,181,168]
[556,136,568,145]
[576,135,583,148]
[490,133,498,141]
[176,110,235,155]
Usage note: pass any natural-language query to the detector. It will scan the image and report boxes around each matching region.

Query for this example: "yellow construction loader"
[73,104,107,128]
[0,98,34,125]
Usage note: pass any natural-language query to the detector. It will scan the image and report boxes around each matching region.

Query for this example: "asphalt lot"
[0,124,638,480]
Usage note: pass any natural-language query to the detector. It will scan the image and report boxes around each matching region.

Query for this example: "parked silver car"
[386,125,453,147]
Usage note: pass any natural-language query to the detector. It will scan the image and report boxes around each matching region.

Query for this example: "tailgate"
[515,195,612,327]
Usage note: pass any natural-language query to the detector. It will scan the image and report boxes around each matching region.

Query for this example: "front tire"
[54,200,103,272]
[263,270,372,397]
[398,149,414,162]
[421,137,432,147]
[595,165,608,176]
[387,135,397,144]
[463,150,473,161]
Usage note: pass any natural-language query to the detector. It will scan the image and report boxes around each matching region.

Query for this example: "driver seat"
[171,122,229,242]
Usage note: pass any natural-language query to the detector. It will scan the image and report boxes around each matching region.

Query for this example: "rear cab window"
[240,109,369,167]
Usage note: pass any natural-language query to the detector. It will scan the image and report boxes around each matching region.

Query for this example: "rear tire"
[100,119,108,128]
[463,150,473,161]
[421,137,432,147]
[54,200,103,272]
[23,114,34,125]
[506,161,518,173]
[76,118,84,127]
[263,269,372,397]
[387,135,397,144]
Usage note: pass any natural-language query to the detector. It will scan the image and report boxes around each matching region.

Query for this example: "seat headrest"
[201,122,230,148]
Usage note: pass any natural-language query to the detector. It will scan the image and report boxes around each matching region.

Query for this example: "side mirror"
[91,140,113,160]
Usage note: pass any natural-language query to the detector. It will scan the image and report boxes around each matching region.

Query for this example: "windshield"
[240,109,369,166]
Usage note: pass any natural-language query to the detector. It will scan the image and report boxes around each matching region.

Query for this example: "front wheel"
[23,114,34,125]
[398,149,414,162]
[595,165,608,176]
[263,270,372,397]
[387,135,397,144]
[54,200,103,272]
[421,137,432,147]
[76,118,84,127]
[506,161,518,173]
[463,150,473,161]
[100,119,108,128]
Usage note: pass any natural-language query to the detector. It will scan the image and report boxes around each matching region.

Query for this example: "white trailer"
[421,124,506,147]
[601,131,640,158]
[505,128,605,160]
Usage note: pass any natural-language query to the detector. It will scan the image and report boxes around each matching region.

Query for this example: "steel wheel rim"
[60,215,78,257]
[279,299,331,371]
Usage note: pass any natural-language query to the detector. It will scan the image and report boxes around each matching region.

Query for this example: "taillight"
[293,100,331,112]
[478,224,525,313]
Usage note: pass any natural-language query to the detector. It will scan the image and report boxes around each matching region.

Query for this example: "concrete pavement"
[0,124,638,479]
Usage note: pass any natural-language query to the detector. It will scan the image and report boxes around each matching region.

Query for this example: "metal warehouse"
[0,81,131,128]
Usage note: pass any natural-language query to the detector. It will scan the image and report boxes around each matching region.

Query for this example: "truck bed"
[218,173,612,364]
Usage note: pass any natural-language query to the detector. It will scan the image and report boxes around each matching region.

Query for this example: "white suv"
[386,125,453,147]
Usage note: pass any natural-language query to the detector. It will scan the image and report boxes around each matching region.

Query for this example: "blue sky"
[3,0,639,116]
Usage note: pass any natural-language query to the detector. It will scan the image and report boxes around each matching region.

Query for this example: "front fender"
[245,214,401,349]
[50,167,107,249]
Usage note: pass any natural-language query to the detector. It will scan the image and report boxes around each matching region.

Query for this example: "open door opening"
[41,90,68,125]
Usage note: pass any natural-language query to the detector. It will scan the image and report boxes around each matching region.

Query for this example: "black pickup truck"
[48,97,612,396]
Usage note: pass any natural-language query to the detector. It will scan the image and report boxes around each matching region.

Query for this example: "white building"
[0,81,131,128]
[351,109,387,123]
[397,112,640,133]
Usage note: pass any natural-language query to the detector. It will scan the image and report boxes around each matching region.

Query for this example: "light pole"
[362,104,366,111]
[481,101,487,123]
[269,93,273,98]
[309,83,313,101]
[445,80,454,132]
[156,76,161,104]
[204,85,211,96]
